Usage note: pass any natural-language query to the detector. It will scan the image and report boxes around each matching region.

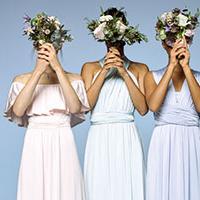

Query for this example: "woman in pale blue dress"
[145,34,200,200]
[81,8,148,200]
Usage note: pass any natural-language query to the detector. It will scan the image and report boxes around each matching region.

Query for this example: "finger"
[174,38,183,45]
[173,45,186,53]
[41,44,52,52]
[114,62,124,67]
[175,49,186,56]
[37,50,50,57]
[104,58,123,65]
[38,54,49,61]
[177,53,185,59]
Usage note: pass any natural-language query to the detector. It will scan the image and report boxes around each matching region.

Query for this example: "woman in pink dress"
[4,43,89,200]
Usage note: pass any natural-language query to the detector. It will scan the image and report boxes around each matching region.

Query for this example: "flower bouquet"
[23,12,73,51]
[86,8,148,45]
[156,8,200,46]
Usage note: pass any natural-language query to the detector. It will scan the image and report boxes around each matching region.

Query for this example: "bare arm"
[81,62,108,109]
[144,39,186,112]
[13,58,49,117]
[121,64,149,115]
[38,43,82,114]
[81,48,122,109]
[179,37,200,112]
[144,66,174,112]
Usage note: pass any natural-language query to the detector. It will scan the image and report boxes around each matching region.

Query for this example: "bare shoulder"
[13,72,32,84]
[129,61,149,74]
[144,70,156,84]
[64,71,83,82]
[81,61,101,74]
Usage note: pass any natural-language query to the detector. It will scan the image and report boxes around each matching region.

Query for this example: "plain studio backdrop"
[0,0,199,199]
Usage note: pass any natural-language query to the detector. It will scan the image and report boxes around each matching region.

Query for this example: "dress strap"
[152,67,167,84]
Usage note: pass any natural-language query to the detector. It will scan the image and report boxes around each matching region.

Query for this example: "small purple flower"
[23,14,31,23]
[165,26,170,32]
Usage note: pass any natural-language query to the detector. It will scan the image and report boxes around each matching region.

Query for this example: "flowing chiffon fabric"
[146,67,200,200]
[4,80,90,200]
[84,58,145,200]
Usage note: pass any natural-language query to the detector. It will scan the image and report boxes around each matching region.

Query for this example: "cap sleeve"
[70,80,90,127]
[4,82,28,127]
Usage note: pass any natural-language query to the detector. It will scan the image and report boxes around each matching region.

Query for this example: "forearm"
[183,66,200,112]
[56,69,81,113]
[123,73,148,115]
[148,65,174,112]
[13,70,42,117]
[87,69,108,109]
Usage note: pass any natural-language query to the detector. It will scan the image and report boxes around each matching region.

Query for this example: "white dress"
[4,80,90,200]
[146,67,200,200]
[84,58,145,200]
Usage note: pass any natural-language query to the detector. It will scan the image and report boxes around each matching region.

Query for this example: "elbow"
[13,107,25,117]
[138,107,149,116]
[148,104,159,113]
[69,104,82,114]
[195,106,200,113]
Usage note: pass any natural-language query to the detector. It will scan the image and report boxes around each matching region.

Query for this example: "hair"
[103,7,127,24]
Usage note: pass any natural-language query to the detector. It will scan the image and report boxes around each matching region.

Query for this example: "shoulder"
[81,61,101,73]
[129,61,149,76]
[64,72,83,82]
[13,72,32,84]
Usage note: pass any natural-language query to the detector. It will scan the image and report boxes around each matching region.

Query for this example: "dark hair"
[103,7,127,24]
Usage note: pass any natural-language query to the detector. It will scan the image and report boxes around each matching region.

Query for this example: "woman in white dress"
[145,8,200,200]
[4,43,89,200]
[82,8,148,200]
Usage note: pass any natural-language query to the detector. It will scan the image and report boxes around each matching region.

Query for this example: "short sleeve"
[70,80,90,127]
[4,82,28,127]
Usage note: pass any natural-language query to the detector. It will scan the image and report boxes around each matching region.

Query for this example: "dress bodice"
[90,58,139,124]
[152,67,200,126]
[4,80,90,127]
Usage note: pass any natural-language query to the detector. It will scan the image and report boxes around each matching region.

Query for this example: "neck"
[45,65,55,74]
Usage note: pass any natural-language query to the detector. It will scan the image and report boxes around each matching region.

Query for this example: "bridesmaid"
[145,8,200,200]
[82,7,148,200]
[4,14,89,200]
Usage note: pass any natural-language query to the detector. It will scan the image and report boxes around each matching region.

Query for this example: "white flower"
[177,13,189,26]
[44,29,51,35]
[25,27,34,35]
[38,40,45,45]
[48,16,56,21]
[93,22,106,40]
[116,20,128,34]
[185,29,195,37]
[160,12,168,23]
[99,15,113,22]
[54,19,61,29]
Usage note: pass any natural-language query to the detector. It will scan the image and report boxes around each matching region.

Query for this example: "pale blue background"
[0,0,200,199]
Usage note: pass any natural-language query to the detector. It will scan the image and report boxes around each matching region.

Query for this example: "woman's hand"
[178,37,190,69]
[34,55,49,75]
[163,39,186,69]
[103,47,128,77]
[37,43,63,72]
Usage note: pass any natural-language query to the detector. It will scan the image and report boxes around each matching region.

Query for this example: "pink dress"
[4,80,90,200]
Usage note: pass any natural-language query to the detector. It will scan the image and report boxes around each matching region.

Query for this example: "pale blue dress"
[84,58,145,200]
[147,67,200,200]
